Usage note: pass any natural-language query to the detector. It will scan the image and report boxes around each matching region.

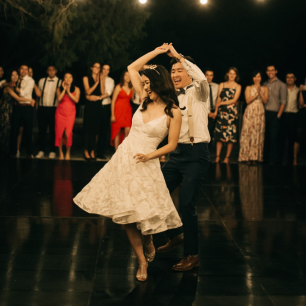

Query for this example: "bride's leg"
[125,223,148,281]
[143,234,155,262]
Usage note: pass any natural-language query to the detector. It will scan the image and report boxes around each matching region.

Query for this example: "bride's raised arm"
[127,44,171,101]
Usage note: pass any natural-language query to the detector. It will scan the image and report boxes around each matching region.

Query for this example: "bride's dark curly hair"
[140,65,179,118]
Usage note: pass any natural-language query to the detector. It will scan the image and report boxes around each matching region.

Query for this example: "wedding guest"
[55,73,80,160]
[294,77,306,165]
[28,67,42,98]
[36,65,61,159]
[0,66,8,98]
[96,64,115,159]
[132,90,142,114]
[213,67,241,163]
[205,69,219,144]
[263,64,287,165]
[110,71,133,151]
[83,62,104,160]
[11,64,35,158]
[278,72,300,164]
[16,66,41,157]
[238,71,268,164]
[0,69,34,156]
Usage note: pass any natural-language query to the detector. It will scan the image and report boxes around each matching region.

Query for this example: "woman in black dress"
[0,69,35,156]
[83,63,105,160]
[212,67,241,163]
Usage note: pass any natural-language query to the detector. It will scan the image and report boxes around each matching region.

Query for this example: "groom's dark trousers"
[162,142,210,256]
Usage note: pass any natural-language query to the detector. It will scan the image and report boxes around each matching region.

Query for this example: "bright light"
[200,0,208,4]
[139,0,147,3]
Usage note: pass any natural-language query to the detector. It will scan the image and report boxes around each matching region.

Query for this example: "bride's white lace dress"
[74,106,182,235]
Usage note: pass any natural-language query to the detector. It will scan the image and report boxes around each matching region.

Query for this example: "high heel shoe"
[144,240,156,262]
[136,262,148,282]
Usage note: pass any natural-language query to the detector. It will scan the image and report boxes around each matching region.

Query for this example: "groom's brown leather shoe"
[172,255,200,271]
[156,234,184,253]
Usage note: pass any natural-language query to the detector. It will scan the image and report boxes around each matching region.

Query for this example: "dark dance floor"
[0,158,305,306]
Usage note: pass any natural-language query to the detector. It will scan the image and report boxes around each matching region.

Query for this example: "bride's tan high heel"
[136,262,148,282]
[144,238,156,262]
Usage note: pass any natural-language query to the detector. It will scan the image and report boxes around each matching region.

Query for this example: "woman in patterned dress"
[212,67,241,163]
[238,71,268,164]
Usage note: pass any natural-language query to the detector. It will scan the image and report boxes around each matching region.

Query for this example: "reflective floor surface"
[0,158,305,306]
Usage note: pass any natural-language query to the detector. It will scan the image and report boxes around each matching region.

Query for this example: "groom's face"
[171,62,192,89]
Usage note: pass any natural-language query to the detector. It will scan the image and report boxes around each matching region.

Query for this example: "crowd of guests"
[0,63,305,165]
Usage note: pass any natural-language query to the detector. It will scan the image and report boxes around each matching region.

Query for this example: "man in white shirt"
[157,45,210,271]
[36,66,62,159]
[205,69,219,146]
[97,64,115,159]
[279,72,299,164]
[11,64,35,157]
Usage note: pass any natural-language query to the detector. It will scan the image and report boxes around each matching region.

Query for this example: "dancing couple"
[74,43,210,281]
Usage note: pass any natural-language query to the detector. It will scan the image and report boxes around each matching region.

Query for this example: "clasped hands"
[155,43,180,59]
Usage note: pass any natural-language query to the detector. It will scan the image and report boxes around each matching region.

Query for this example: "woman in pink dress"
[110,71,133,150]
[55,73,80,160]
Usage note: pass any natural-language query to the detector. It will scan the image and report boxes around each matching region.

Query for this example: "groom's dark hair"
[170,56,195,69]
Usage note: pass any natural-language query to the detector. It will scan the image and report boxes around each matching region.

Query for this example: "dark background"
[1,0,306,98]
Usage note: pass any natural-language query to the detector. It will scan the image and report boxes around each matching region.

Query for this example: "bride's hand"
[155,43,171,54]
[134,153,150,163]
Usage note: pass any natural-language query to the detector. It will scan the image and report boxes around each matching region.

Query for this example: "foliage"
[0,0,149,71]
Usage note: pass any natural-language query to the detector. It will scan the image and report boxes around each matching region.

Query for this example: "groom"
[158,44,210,271]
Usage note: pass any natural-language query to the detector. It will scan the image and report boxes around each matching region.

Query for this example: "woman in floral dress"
[213,67,241,163]
[238,71,268,164]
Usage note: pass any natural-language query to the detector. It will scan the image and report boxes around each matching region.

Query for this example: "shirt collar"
[268,77,279,84]
[47,76,57,81]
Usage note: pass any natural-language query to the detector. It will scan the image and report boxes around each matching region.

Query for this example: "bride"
[74,44,182,281]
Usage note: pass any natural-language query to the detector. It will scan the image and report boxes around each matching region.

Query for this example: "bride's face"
[141,75,159,101]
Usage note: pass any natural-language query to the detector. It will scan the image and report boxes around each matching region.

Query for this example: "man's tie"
[209,84,214,111]
[48,80,54,82]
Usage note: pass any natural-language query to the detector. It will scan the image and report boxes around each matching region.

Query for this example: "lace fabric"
[74,108,183,235]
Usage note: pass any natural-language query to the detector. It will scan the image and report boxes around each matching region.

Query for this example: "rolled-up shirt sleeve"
[181,59,209,102]
[20,78,35,99]
[280,82,287,105]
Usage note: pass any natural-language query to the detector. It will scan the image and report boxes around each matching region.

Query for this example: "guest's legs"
[269,112,280,164]
[17,126,23,152]
[124,127,130,138]
[114,131,120,151]
[215,141,223,162]
[65,145,71,160]
[223,143,233,163]
[23,106,33,156]
[48,107,57,153]
[37,107,48,152]
[293,142,300,166]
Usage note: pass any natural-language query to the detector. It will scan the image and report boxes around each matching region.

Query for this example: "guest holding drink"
[238,71,268,164]
[55,73,80,160]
